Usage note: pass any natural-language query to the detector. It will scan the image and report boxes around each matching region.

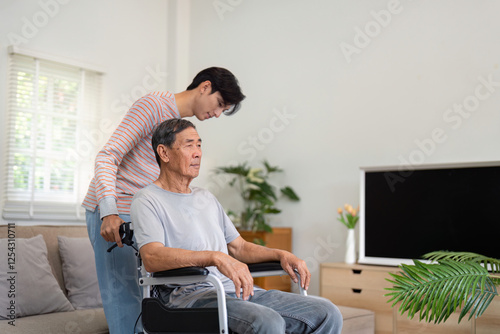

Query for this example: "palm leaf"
[385,259,498,324]
[424,251,500,274]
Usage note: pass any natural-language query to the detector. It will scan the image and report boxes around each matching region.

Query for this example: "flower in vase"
[337,204,359,229]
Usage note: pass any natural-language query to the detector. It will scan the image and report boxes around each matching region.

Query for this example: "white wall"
[186,0,500,295]
[0,0,168,224]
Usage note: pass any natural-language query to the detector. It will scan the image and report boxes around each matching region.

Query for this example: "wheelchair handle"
[107,222,138,253]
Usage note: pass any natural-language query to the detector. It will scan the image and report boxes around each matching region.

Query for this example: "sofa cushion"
[0,308,108,334]
[0,235,74,319]
[338,305,375,334]
[0,225,91,295]
[58,236,103,309]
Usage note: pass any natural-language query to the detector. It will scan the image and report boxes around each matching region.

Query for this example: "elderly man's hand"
[215,253,254,300]
[279,251,311,291]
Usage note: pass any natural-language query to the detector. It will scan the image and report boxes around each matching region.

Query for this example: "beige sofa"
[337,306,375,334]
[0,225,108,334]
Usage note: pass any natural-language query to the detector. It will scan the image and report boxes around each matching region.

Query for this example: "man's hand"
[215,253,254,301]
[100,214,124,247]
[279,251,311,291]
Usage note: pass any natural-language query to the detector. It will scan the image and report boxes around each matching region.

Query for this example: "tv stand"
[320,262,500,334]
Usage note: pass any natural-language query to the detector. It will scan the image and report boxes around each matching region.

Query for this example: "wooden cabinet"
[239,227,292,292]
[321,262,396,334]
[320,262,500,334]
[475,296,500,334]
[394,310,472,334]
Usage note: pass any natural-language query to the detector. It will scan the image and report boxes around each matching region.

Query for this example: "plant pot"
[345,228,356,264]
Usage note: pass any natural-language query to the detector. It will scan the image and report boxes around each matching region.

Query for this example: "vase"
[345,228,356,264]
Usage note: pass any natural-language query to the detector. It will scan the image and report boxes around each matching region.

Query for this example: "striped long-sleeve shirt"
[82,91,180,218]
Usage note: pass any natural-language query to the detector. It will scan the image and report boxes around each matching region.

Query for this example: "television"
[359,161,500,266]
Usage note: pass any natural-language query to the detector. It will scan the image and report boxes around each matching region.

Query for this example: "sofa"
[337,306,375,334]
[0,225,108,334]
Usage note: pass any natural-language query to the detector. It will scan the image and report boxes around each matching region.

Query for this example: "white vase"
[345,228,356,264]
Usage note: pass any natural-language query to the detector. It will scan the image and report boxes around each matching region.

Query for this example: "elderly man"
[131,119,343,334]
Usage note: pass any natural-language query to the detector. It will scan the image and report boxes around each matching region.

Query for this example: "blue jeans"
[86,209,143,334]
[191,289,343,334]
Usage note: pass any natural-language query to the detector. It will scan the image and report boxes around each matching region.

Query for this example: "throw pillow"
[58,236,103,309]
[0,234,74,319]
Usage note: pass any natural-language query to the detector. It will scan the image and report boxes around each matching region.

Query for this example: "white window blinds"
[3,48,102,221]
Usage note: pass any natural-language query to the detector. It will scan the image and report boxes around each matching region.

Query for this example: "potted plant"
[215,160,300,234]
[385,251,500,324]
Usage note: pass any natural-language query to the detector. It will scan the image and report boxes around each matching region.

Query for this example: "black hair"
[152,119,196,167]
[186,67,246,115]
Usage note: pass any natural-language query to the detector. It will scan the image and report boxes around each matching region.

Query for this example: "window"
[3,47,102,221]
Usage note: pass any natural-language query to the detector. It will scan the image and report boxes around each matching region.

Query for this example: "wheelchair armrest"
[247,261,308,296]
[247,261,283,273]
[151,262,284,278]
[248,261,288,279]
[152,266,209,278]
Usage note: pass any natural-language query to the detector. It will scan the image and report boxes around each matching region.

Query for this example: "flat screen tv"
[359,161,500,266]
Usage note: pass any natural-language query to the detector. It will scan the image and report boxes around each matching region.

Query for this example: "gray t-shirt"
[131,183,240,307]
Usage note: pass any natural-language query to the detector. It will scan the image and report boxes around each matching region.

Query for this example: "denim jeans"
[191,289,343,334]
[86,209,143,334]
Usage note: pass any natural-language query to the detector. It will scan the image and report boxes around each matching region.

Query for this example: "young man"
[131,119,343,334]
[82,67,245,334]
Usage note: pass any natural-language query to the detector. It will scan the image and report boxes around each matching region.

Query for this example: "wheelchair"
[110,222,306,334]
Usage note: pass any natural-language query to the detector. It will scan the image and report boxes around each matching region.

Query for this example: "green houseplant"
[385,251,500,324]
[215,160,300,233]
